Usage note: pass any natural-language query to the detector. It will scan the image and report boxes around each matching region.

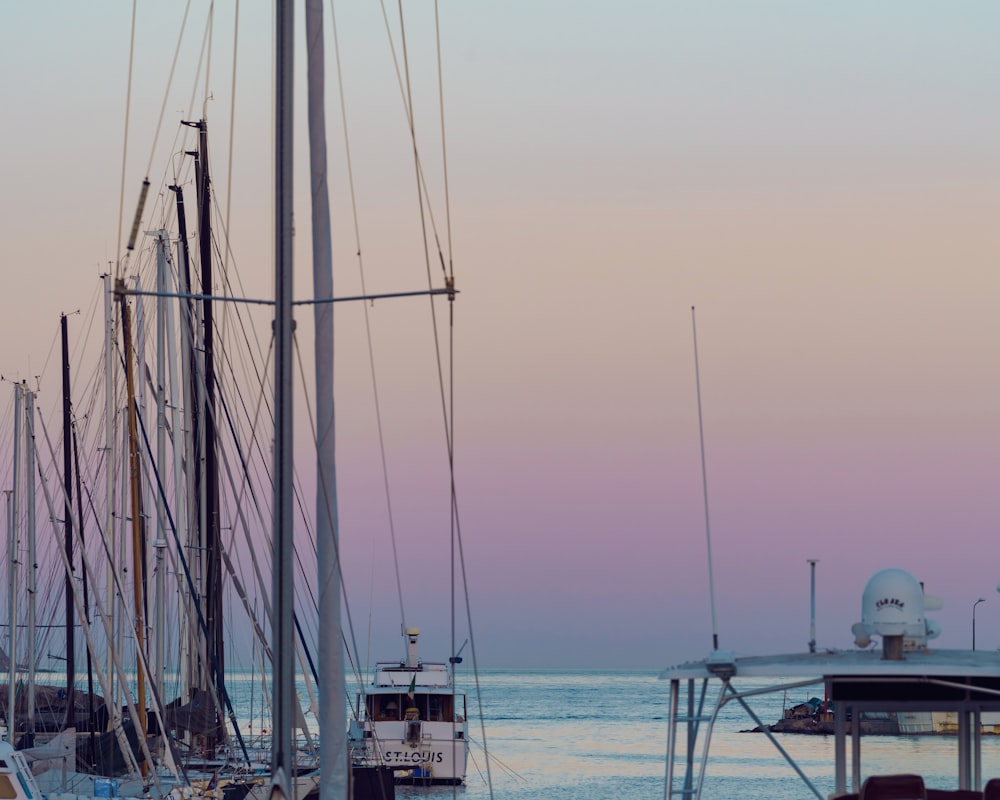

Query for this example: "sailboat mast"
[71,428,97,757]
[3,489,11,745]
[168,185,198,703]
[183,145,209,705]
[182,122,224,751]
[271,1,295,796]
[102,275,118,717]
[7,384,21,745]
[165,242,191,707]
[154,232,170,709]
[118,281,149,771]
[135,276,152,655]
[25,387,36,739]
[305,1,346,797]
[61,315,77,730]
[186,119,224,699]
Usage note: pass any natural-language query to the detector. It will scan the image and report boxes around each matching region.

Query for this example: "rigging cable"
[179,286,321,738]
[209,194,274,419]
[376,0,449,262]
[127,384,252,767]
[34,412,167,785]
[182,8,213,130]
[115,0,138,280]
[209,305,325,658]
[190,216,329,701]
[291,302,389,761]
[202,2,214,121]
[104,253,268,754]
[192,157,328,728]
[434,0,454,281]
[217,335,326,693]
[328,0,409,642]
[143,0,193,181]
[220,0,241,348]
[426,5,494,796]
[382,3,494,793]
[291,331,361,660]
[691,306,721,652]
[397,1,450,680]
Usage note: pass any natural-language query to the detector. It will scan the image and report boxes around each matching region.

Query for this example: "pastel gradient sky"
[1,3,999,669]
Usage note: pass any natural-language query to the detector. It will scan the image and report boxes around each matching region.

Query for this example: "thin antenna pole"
[691,306,720,651]
[808,559,818,653]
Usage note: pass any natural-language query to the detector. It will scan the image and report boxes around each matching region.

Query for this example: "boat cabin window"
[369,695,404,721]
[0,775,18,800]
[367,693,455,721]
[426,695,454,722]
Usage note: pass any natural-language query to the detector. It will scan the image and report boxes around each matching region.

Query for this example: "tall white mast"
[305,1,346,797]
[7,384,21,744]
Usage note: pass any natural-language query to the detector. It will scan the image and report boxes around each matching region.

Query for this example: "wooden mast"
[117,281,148,775]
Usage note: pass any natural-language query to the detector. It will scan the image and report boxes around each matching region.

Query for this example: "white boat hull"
[349,720,468,784]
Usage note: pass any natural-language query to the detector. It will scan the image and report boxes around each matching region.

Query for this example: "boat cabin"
[365,692,462,724]
[363,643,464,724]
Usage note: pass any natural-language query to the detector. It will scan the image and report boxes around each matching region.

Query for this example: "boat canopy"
[660,648,1000,798]
[373,662,451,689]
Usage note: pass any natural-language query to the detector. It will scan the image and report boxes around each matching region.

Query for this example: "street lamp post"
[808,559,818,654]
[973,598,986,651]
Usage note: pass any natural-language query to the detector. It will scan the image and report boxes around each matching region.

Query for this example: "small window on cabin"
[0,774,19,799]
[378,697,402,720]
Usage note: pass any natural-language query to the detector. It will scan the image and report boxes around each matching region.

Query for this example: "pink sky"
[0,3,999,669]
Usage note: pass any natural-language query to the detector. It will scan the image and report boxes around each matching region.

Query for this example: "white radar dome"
[852,568,940,651]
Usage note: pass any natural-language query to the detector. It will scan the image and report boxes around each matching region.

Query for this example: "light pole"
[973,598,986,651]
[807,559,818,654]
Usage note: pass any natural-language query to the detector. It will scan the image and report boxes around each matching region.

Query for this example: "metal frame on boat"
[661,569,1000,799]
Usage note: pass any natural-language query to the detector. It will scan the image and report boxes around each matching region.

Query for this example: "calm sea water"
[224,669,1000,800]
